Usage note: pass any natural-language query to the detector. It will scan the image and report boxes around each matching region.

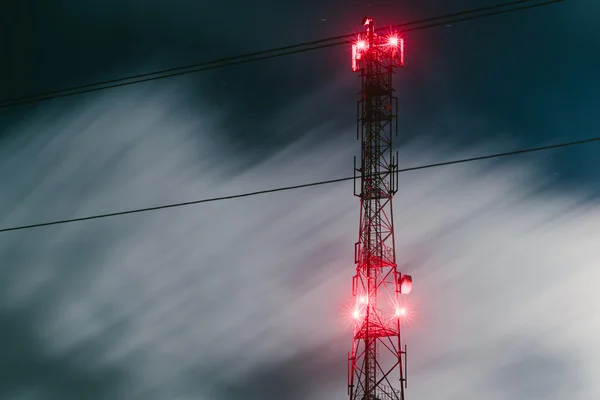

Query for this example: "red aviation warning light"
[351,39,366,72]
[395,307,407,317]
[351,29,404,71]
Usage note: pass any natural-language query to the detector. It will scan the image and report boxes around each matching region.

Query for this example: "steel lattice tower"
[348,17,412,400]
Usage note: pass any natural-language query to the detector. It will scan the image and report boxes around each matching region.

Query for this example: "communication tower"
[348,17,413,400]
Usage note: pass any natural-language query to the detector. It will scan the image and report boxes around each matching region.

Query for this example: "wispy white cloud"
[1,83,599,400]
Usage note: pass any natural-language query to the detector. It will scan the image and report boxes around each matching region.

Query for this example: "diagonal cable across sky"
[0,0,564,109]
[0,134,596,234]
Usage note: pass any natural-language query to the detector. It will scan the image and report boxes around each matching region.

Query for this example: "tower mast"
[348,17,412,400]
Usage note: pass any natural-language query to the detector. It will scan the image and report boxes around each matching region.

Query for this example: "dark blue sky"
[1,1,599,399]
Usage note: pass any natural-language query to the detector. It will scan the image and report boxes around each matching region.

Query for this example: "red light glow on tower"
[348,17,411,400]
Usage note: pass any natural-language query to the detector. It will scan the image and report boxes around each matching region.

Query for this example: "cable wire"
[1,134,596,234]
[0,0,564,109]
[1,0,542,105]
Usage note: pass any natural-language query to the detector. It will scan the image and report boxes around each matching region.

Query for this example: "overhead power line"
[0,0,564,109]
[0,134,596,234]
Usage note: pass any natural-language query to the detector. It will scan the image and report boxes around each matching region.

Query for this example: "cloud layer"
[1,84,599,400]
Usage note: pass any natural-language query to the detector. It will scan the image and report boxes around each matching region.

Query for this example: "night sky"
[1,0,600,399]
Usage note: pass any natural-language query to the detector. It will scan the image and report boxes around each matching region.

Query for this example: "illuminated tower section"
[348,17,412,400]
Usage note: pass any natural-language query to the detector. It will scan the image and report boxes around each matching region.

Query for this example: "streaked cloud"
[0,83,598,400]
